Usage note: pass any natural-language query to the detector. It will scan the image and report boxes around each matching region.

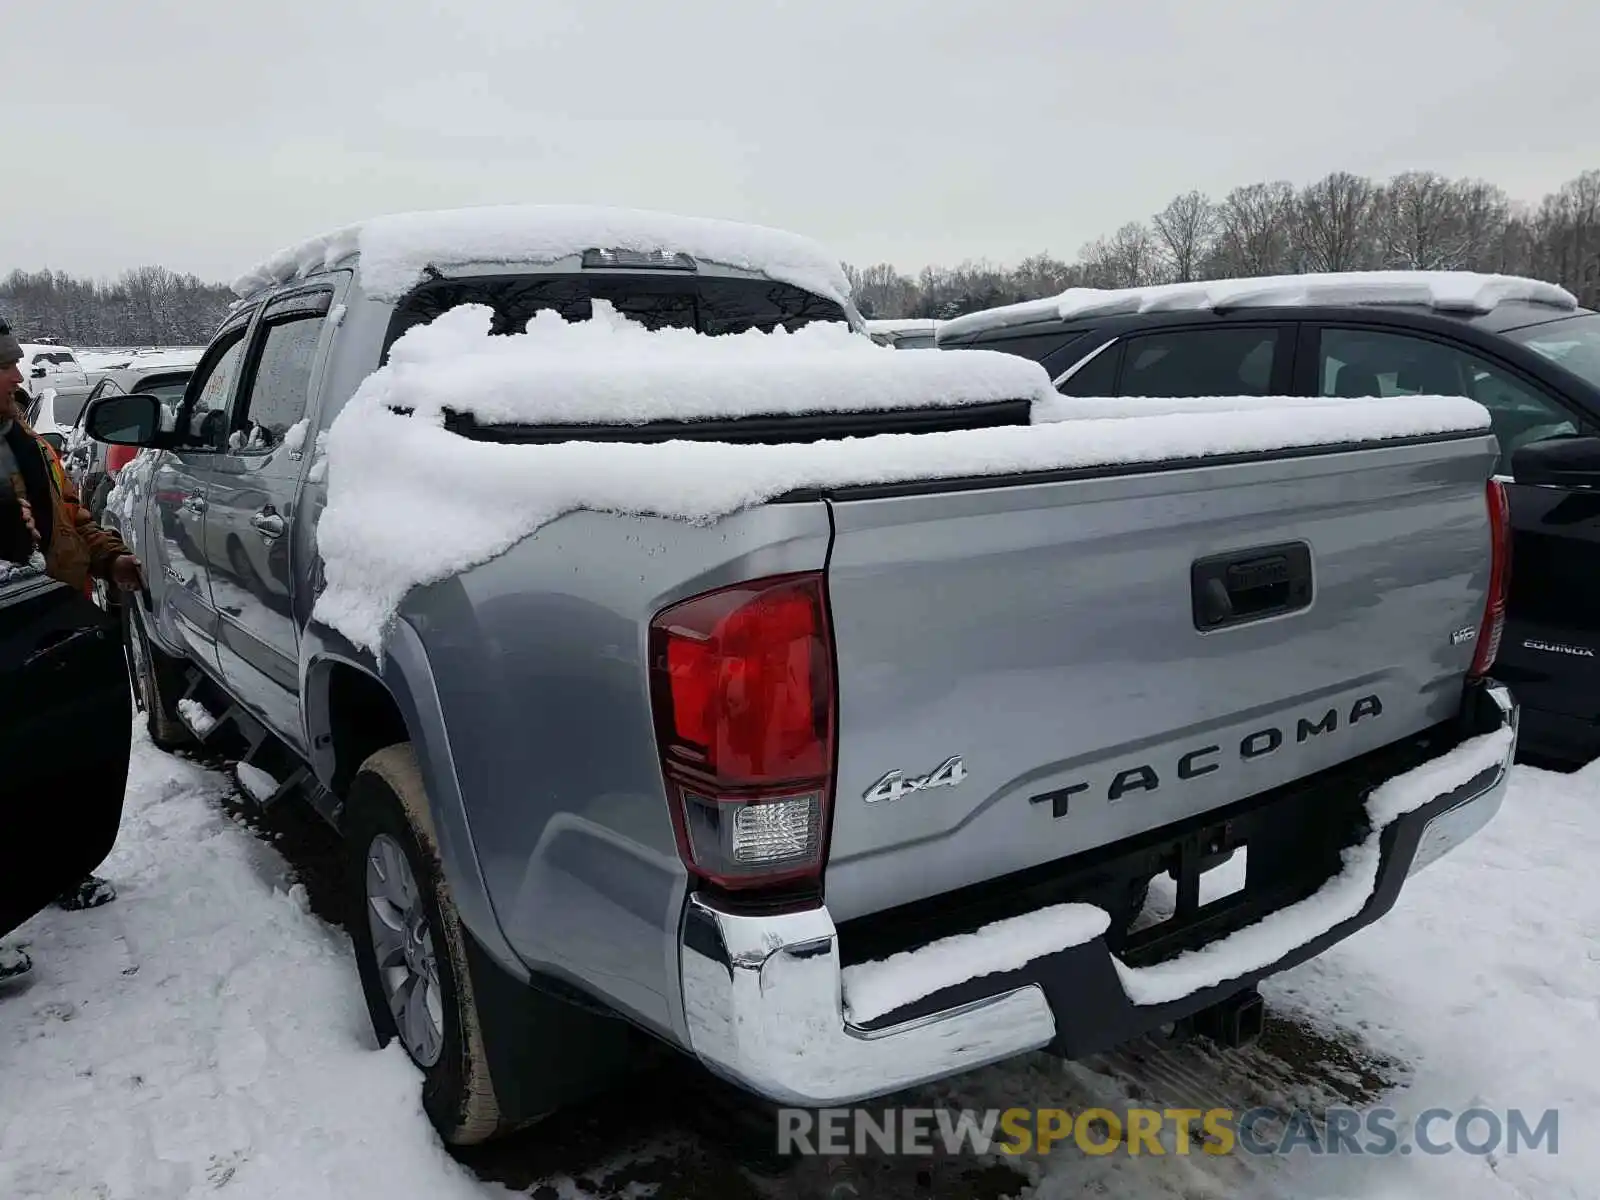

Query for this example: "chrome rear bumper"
[677,683,1517,1108]
[679,899,1056,1108]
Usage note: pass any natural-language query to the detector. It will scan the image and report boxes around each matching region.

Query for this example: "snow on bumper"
[677,684,1516,1107]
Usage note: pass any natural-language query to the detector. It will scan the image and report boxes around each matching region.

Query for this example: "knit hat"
[0,319,21,368]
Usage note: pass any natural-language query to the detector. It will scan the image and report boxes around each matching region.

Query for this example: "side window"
[230,295,328,455]
[1117,328,1280,397]
[1055,339,1120,396]
[1317,328,1579,467]
[184,333,250,448]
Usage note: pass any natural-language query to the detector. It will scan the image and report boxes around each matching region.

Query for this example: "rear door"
[1300,320,1600,727]
[205,283,340,751]
[142,316,254,669]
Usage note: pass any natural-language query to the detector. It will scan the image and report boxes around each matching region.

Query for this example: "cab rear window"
[384,273,847,359]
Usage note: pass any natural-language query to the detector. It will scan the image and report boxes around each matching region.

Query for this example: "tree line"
[0,266,233,347]
[7,168,1599,343]
[845,167,1600,321]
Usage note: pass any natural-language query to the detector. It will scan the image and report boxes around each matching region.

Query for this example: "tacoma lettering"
[1035,694,1383,814]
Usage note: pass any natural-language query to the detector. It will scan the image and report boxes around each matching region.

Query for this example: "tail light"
[648,572,836,891]
[1470,478,1512,678]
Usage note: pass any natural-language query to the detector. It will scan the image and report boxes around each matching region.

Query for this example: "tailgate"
[820,433,1497,922]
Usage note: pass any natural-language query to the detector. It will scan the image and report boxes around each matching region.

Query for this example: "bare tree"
[1296,172,1377,272]
[843,261,918,318]
[1010,252,1080,300]
[1376,171,1472,269]
[1151,191,1219,283]
[1212,182,1296,276]
[1453,180,1513,272]
[1535,170,1600,306]
[1079,223,1164,288]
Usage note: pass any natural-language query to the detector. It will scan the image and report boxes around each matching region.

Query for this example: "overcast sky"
[5,0,1597,286]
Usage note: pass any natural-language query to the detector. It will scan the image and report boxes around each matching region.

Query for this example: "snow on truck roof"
[938,271,1580,340]
[229,204,856,308]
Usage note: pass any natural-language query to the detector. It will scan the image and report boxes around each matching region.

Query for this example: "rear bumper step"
[677,683,1516,1108]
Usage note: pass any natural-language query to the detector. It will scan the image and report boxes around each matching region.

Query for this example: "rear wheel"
[122,600,191,750]
[345,744,504,1146]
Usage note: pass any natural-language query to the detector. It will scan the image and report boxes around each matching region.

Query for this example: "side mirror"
[1510,434,1600,489]
[84,392,167,448]
[30,366,46,380]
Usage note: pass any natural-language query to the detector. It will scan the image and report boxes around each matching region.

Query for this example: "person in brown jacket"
[0,322,145,982]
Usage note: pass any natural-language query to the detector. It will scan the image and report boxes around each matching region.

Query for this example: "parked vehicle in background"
[87,214,1516,1152]
[21,389,74,453]
[865,317,941,348]
[78,347,204,393]
[66,364,196,524]
[18,342,91,410]
[939,271,1600,768]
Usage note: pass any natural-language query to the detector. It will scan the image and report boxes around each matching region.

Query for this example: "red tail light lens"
[649,572,836,890]
[1470,478,1512,678]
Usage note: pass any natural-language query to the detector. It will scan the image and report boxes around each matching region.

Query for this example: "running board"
[172,675,342,825]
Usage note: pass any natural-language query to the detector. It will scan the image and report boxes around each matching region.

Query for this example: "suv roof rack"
[940,270,1580,342]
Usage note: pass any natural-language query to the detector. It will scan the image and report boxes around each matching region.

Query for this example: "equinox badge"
[863,756,967,805]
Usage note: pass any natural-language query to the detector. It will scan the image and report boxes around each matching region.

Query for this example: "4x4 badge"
[863,756,967,805]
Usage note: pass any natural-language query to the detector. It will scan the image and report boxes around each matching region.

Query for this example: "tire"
[345,744,504,1146]
[122,600,192,750]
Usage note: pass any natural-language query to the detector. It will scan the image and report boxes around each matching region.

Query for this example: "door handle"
[251,508,286,539]
[181,495,207,515]
[1192,542,1314,631]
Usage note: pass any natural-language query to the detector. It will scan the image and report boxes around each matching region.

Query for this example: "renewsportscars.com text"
[776,1105,1560,1158]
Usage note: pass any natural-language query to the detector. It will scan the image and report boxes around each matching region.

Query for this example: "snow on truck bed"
[312,301,1491,653]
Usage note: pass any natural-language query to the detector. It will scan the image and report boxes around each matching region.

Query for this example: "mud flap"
[0,576,131,938]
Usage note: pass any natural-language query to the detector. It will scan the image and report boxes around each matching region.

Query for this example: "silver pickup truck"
[85,208,1519,1150]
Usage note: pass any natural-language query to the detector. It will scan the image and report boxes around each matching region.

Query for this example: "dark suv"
[938,273,1600,767]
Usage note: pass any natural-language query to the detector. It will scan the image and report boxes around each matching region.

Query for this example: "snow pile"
[0,721,495,1200]
[230,203,855,308]
[236,763,281,804]
[1033,391,1488,438]
[841,903,1109,1025]
[0,549,46,587]
[1112,723,1515,1006]
[312,304,1492,653]
[176,698,218,737]
[1253,759,1600,1199]
[941,271,1578,340]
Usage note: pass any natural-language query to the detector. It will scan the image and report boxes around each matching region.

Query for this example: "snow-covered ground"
[1,721,1595,1199]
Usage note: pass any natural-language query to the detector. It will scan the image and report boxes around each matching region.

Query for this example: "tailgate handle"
[1192,542,1312,631]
